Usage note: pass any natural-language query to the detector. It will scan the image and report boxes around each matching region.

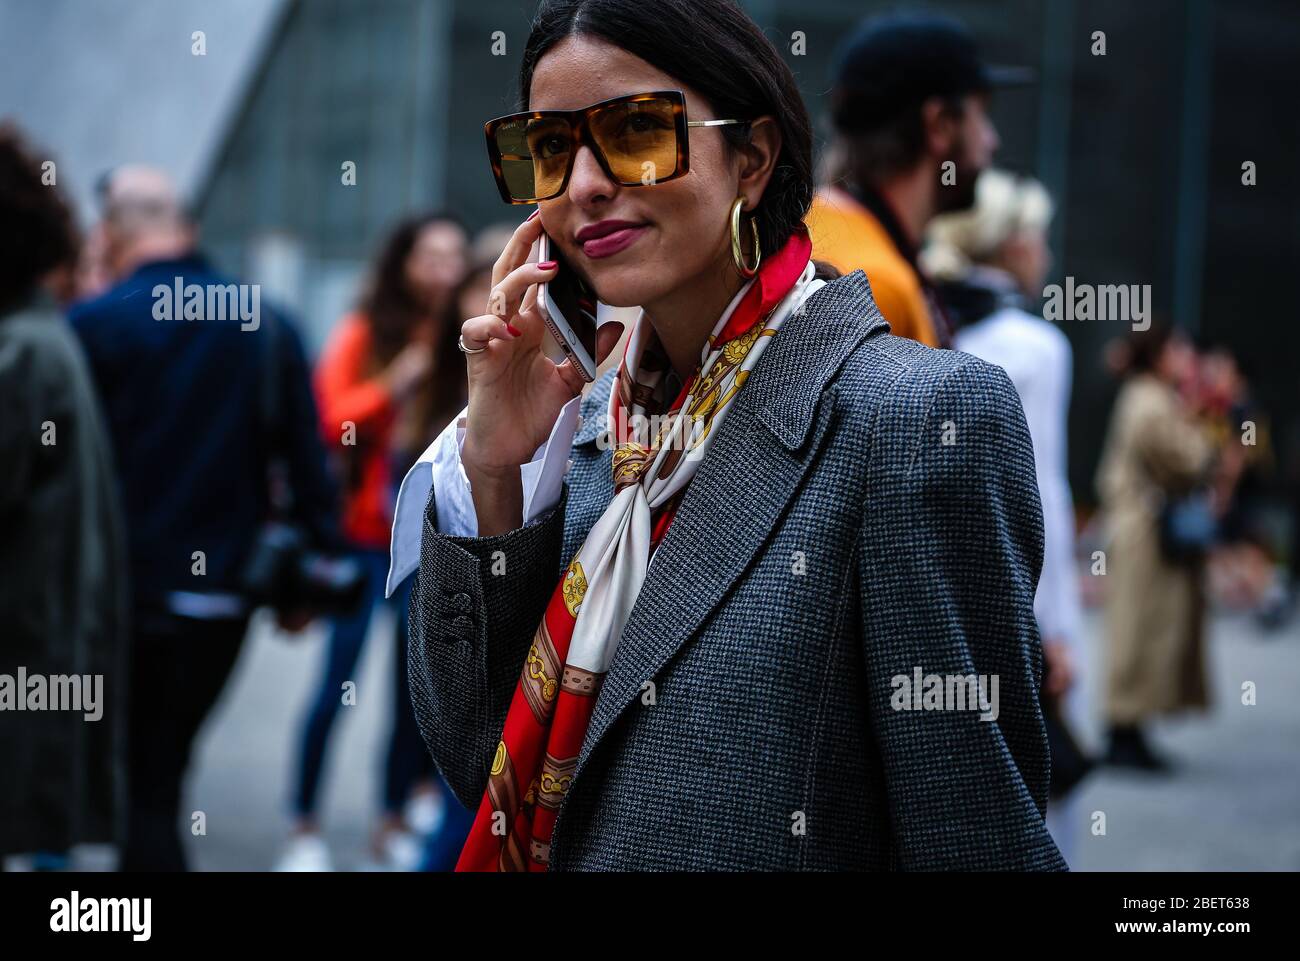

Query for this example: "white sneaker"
[405,790,446,837]
[381,830,424,872]
[357,829,425,873]
[274,834,334,872]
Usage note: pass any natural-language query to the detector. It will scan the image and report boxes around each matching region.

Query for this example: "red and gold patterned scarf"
[456,226,818,871]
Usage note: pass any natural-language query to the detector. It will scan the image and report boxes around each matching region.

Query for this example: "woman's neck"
[640,248,748,381]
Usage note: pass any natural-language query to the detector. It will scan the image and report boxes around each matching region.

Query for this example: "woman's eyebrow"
[522,118,563,136]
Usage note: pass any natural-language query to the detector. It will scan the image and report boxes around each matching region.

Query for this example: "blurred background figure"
[42,216,113,309]
[407,241,506,870]
[1094,326,1222,772]
[69,164,341,871]
[808,14,1025,347]
[0,123,128,871]
[1284,424,1300,629]
[73,222,113,305]
[1193,343,1284,621]
[924,168,1090,861]
[278,212,469,872]
[469,223,520,272]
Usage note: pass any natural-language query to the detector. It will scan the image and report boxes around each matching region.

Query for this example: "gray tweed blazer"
[408,269,1066,871]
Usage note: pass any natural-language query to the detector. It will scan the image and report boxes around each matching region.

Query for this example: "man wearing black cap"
[808,14,1030,347]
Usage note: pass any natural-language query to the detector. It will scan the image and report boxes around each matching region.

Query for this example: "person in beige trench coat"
[1095,327,1215,769]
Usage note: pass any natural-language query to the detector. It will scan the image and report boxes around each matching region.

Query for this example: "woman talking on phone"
[387,0,1064,871]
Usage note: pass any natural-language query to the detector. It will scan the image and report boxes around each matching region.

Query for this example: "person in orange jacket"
[806,15,1028,347]
[277,212,468,871]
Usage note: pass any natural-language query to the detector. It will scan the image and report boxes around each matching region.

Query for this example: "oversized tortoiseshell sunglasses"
[483,89,748,204]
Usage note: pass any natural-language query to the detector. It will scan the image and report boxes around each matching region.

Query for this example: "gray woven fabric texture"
[408,269,1066,871]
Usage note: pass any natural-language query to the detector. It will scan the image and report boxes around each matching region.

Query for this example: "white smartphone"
[536,231,599,382]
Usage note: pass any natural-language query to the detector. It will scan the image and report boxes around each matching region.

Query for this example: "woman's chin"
[597,291,641,309]
[587,268,663,310]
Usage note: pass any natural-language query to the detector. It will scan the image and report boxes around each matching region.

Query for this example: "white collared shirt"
[385,393,581,596]
[384,297,635,597]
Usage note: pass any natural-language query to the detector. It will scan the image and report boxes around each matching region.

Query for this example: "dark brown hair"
[517,0,838,279]
[1112,321,1181,379]
[0,123,78,314]
[360,211,465,363]
[826,94,966,189]
[360,211,468,452]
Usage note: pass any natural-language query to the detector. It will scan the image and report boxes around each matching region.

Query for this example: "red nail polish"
[507,323,522,337]
[526,209,540,222]
[538,260,557,270]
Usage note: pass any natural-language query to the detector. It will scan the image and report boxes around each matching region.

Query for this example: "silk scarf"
[456,226,818,871]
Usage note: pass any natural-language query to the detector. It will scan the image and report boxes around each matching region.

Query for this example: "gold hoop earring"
[730,196,761,278]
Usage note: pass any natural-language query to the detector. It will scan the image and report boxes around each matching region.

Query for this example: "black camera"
[241,522,368,616]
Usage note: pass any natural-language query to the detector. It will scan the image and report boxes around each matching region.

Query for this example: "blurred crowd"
[1,12,1294,873]
[0,120,528,872]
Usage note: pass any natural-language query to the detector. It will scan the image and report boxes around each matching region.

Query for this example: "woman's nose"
[565,144,617,205]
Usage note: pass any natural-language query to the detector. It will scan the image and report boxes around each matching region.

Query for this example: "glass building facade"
[195,0,1300,505]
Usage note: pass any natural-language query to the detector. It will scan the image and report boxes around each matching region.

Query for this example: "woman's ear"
[737,115,782,207]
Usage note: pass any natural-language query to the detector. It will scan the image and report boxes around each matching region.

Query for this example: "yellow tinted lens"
[494,116,572,200]
[589,97,678,185]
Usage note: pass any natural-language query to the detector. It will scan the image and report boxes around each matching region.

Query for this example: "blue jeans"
[419,795,476,871]
[291,547,431,817]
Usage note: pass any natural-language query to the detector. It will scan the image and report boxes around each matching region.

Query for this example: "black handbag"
[240,311,366,617]
[1158,488,1217,564]
[1044,697,1094,799]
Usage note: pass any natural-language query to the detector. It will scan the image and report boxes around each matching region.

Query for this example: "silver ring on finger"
[457,334,488,355]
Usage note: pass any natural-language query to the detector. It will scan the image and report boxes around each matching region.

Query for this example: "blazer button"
[444,614,474,645]
[450,591,472,613]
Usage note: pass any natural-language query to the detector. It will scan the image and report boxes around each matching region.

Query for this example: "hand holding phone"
[536,231,599,382]
[457,211,627,535]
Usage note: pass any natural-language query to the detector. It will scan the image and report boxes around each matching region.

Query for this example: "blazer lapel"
[572,269,890,771]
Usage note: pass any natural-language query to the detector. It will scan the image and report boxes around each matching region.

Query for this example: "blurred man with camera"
[70,165,343,871]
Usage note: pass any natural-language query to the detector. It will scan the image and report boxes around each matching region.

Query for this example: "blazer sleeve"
[871,276,938,348]
[856,356,1066,870]
[407,482,568,809]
